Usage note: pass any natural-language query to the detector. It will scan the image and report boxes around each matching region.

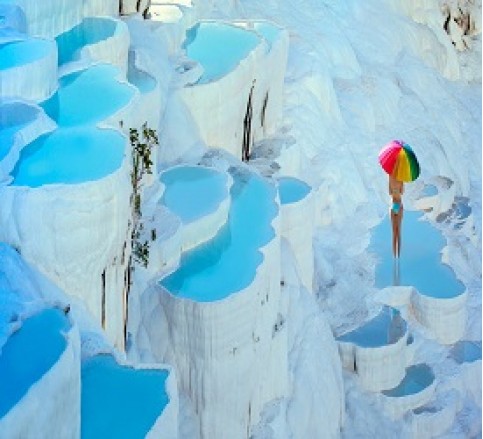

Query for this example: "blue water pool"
[449,341,482,364]
[160,166,229,223]
[160,171,277,301]
[370,210,465,298]
[10,127,125,187]
[421,184,438,197]
[0,308,70,418]
[81,355,169,439]
[453,198,471,220]
[41,64,134,127]
[278,176,311,205]
[382,364,434,397]
[0,39,53,69]
[337,306,406,347]
[0,102,38,161]
[56,17,117,66]
[183,22,261,84]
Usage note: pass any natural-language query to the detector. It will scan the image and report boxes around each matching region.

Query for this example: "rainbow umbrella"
[378,140,420,182]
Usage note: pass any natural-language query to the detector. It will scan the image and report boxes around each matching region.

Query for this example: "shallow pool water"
[160,166,229,223]
[56,18,117,66]
[160,171,277,301]
[370,210,465,298]
[0,102,38,161]
[337,306,406,347]
[278,176,311,205]
[10,127,125,187]
[382,364,434,397]
[81,355,169,439]
[0,308,70,418]
[0,39,53,70]
[449,340,482,364]
[183,22,261,84]
[41,64,134,127]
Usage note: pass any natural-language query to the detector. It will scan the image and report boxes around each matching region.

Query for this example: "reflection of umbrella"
[379,140,420,182]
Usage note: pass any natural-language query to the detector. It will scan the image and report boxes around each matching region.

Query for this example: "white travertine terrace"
[157,230,288,438]
[377,284,467,345]
[147,170,288,438]
[178,20,289,159]
[411,288,468,344]
[0,153,131,348]
[409,392,461,439]
[337,308,409,392]
[380,364,436,419]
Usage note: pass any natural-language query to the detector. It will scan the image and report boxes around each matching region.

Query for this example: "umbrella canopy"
[379,140,420,182]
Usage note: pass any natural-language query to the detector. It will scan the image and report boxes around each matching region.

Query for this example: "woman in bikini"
[389,174,404,258]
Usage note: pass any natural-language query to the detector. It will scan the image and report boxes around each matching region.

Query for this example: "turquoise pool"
[183,22,261,84]
[370,210,465,298]
[278,176,311,205]
[10,127,125,187]
[382,364,434,397]
[0,308,70,418]
[0,39,54,70]
[160,166,229,223]
[41,64,134,127]
[160,171,277,301]
[56,17,117,66]
[81,355,169,439]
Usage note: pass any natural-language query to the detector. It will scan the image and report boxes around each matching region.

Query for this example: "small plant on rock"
[129,122,158,269]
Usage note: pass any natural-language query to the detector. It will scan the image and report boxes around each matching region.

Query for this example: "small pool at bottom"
[382,364,434,397]
[0,308,70,418]
[277,176,311,205]
[160,170,277,301]
[10,126,125,187]
[370,210,465,298]
[449,340,482,364]
[81,355,169,439]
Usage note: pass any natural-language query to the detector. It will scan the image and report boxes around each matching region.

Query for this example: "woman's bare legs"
[396,207,403,257]
[391,210,398,257]
[391,207,403,257]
